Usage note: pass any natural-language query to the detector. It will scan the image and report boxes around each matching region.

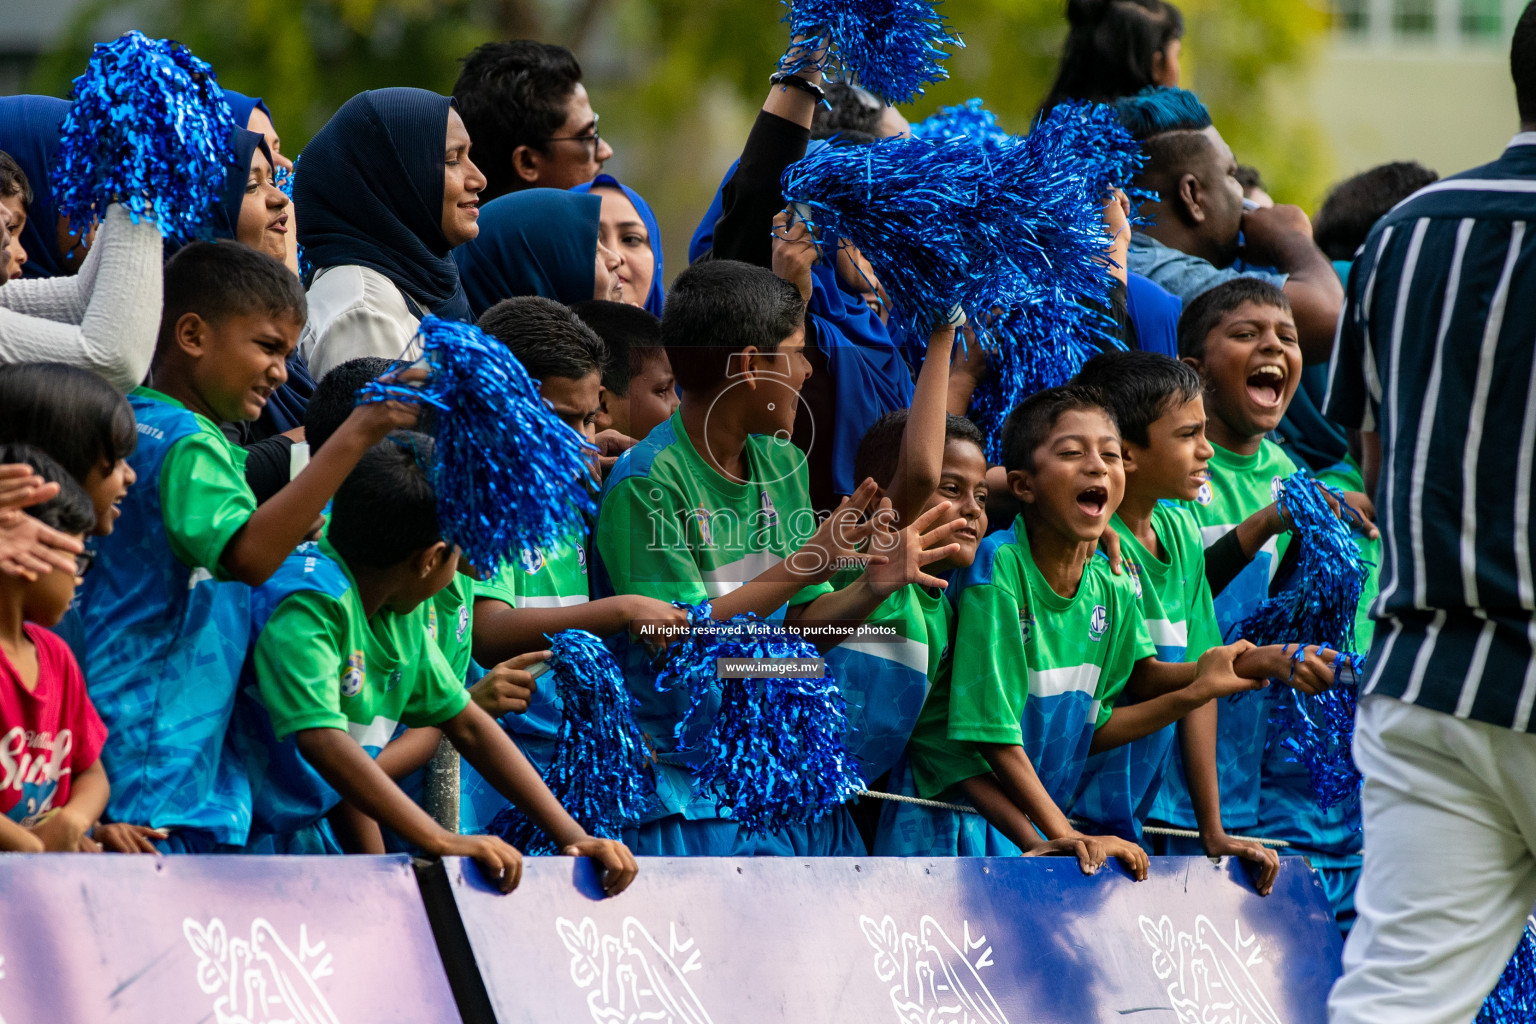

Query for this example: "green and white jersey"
[907,524,1152,807]
[473,540,591,611]
[1075,502,1222,839]
[824,581,955,782]
[593,409,831,820]
[427,573,476,682]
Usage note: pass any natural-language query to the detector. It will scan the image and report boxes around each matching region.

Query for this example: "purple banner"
[0,853,455,1022]
[435,855,1343,1024]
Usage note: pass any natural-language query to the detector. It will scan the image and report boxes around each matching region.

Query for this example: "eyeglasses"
[74,550,95,579]
[545,115,602,161]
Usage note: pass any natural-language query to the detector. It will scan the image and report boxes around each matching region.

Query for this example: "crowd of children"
[0,0,1417,932]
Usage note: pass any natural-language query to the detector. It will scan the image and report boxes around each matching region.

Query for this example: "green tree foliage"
[34,0,1332,277]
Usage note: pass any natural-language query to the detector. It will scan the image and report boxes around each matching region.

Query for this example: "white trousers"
[1329,694,1536,1024]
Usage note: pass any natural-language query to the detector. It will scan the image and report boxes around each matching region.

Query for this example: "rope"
[855,788,1291,849]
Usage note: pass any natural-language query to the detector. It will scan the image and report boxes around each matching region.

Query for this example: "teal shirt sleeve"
[255,591,351,739]
[159,426,256,580]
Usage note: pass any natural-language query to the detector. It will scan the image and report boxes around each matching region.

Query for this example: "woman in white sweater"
[294,87,486,378]
[0,203,163,393]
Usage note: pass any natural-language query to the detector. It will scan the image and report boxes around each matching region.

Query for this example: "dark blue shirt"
[1325,132,1536,732]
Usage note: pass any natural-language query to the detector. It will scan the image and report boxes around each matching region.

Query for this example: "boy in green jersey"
[253,435,638,894]
[904,386,1267,875]
[572,299,680,444]
[593,252,965,856]
[1072,351,1339,893]
[461,297,687,833]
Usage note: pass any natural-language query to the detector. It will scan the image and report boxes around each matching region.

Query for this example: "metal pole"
[425,736,460,834]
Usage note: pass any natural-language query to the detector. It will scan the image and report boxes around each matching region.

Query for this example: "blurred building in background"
[1319,0,1522,182]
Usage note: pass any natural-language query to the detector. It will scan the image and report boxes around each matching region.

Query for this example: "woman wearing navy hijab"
[571,174,665,315]
[295,88,486,378]
[453,188,624,318]
[0,96,89,279]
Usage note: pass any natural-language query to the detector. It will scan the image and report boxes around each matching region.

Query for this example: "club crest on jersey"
[1270,476,1285,502]
[695,504,714,546]
[1196,480,1213,506]
[519,547,545,574]
[760,490,778,529]
[386,669,402,692]
[1089,605,1108,642]
[341,651,366,697]
[1019,607,1035,646]
[1127,562,1143,599]
[576,545,589,574]
[456,604,470,642]
[426,601,439,640]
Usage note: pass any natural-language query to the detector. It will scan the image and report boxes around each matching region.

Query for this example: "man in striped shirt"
[1325,7,1536,1020]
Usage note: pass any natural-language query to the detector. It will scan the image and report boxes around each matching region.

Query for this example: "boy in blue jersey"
[593,254,965,856]
[461,296,687,833]
[78,243,423,853]
[1072,351,1340,893]
[1147,281,1368,874]
[903,386,1271,875]
[235,436,637,894]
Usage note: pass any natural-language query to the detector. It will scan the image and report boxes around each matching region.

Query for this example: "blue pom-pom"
[911,98,1012,156]
[356,316,594,574]
[486,630,655,853]
[779,0,962,105]
[53,31,236,246]
[656,603,864,836]
[1241,472,1372,811]
[274,156,309,278]
[1479,920,1536,1024]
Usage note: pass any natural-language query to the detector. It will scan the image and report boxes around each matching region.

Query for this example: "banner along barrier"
[0,853,455,1022]
[418,855,1344,1024]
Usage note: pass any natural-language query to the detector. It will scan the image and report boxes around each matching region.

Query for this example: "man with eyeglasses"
[453,39,614,201]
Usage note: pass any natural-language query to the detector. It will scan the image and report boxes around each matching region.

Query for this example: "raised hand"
[860,499,965,598]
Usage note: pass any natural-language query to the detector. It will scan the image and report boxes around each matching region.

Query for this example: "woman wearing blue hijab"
[571,174,665,316]
[295,88,486,378]
[0,96,87,279]
[453,188,624,318]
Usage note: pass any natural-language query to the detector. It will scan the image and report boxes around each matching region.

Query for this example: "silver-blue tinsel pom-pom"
[778,0,962,105]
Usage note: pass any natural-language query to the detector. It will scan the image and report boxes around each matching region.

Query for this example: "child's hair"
[0,152,33,209]
[853,409,987,490]
[571,299,664,396]
[0,362,137,483]
[0,442,96,536]
[327,433,440,570]
[1177,278,1292,360]
[1073,350,1203,447]
[478,295,608,383]
[159,241,307,347]
[1313,161,1439,261]
[305,357,397,453]
[661,260,804,394]
[1000,384,1112,474]
[811,83,885,139]
[1235,164,1265,195]
[1041,0,1184,111]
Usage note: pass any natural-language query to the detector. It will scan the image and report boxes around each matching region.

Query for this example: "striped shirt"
[1325,132,1536,731]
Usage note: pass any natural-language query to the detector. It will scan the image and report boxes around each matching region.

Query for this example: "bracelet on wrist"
[769,71,827,103]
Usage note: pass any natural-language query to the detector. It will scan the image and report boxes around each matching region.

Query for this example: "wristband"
[770,71,827,103]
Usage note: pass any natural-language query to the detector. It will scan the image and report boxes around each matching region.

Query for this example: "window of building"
[1335,0,1370,31]
[1460,0,1502,37]
[1393,0,1436,34]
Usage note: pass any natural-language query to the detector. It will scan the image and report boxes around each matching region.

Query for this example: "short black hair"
[305,357,397,452]
[1073,350,1203,446]
[453,41,584,203]
[853,410,987,489]
[660,260,804,393]
[328,433,440,570]
[1234,164,1265,194]
[999,384,1113,474]
[571,299,664,395]
[1177,278,1292,360]
[0,442,95,536]
[159,241,306,348]
[477,295,607,383]
[811,83,884,140]
[0,152,33,209]
[0,362,136,483]
[1313,161,1439,261]
[1515,1,1536,125]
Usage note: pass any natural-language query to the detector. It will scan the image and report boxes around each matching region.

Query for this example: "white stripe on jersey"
[1399,609,1447,706]
[513,594,590,609]
[348,715,402,752]
[1030,663,1103,700]
[840,637,930,675]
[701,550,780,598]
[1380,218,1430,607]
[1146,617,1188,650]
[1455,615,1498,719]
